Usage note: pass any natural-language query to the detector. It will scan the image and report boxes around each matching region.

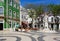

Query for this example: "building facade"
[48,15,60,31]
[20,6,29,24]
[41,13,60,31]
[0,0,20,30]
[36,12,60,31]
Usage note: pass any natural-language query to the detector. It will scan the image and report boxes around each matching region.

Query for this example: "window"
[17,4,20,9]
[13,1,16,8]
[14,4,16,8]
[9,10,12,17]
[17,14,19,18]
[0,7,3,14]
[13,11,16,18]
[9,21,11,28]
[41,25,43,27]
[12,22,15,28]
[8,0,12,6]
[16,12,20,18]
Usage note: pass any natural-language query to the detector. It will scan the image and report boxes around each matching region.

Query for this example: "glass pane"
[0,7,3,14]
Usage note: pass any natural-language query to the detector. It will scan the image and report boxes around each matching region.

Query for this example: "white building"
[20,6,29,25]
[39,12,60,31]
[48,15,60,31]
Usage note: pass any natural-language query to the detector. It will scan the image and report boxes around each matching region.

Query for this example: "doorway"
[0,23,3,30]
[51,24,53,30]
[56,24,59,31]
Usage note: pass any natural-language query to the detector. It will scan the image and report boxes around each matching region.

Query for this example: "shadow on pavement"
[37,36,45,41]
[0,39,6,41]
[0,36,21,41]
[54,37,60,41]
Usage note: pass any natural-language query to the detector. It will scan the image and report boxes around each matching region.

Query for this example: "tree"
[47,4,60,16]
[25,4,45,29]
[28,8,37,28]
[35,5,44,17]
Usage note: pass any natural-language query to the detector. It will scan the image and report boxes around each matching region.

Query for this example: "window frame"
[8,9,12,17]
[17,4,20,9]
[13,11,16,18]
[0,6,4,16]
[16,12,20,18]
[8,0,12,6]
[13,1,16,8]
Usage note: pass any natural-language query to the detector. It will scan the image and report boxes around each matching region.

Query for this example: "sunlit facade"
[0,0,20,30]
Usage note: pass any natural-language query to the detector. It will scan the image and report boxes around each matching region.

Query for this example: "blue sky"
[20,0,60,6]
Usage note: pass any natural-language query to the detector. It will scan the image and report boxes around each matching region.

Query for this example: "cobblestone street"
[0,31,60,41]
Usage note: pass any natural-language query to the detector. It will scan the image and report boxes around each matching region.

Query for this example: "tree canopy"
[47,4,60,16]
[24,4,60,18]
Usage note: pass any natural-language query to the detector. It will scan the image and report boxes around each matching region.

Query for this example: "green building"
[0,0,20,31]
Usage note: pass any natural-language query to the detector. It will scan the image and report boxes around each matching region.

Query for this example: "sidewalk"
[0,31,38,41]
[0,30,60,41]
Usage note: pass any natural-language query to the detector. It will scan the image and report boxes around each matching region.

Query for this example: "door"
[51,24,53,30]
[0,23,3,30]
[56,24,59,31]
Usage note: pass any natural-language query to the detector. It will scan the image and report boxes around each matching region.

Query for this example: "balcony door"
[0,23,3,30]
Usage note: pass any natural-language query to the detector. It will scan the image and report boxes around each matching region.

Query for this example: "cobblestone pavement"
[0,31,60,41]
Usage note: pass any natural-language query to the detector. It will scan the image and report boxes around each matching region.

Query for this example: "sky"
[20,0,60,7]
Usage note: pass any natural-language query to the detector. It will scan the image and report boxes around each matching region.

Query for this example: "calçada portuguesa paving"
[0,31,60,41]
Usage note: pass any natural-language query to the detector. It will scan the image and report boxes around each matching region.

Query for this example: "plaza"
[0,31,60,41]
[0,0,60,41]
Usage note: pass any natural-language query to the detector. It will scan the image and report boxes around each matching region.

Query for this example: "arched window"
[0,7,3,14]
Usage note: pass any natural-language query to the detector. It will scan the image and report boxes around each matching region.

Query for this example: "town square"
[0,0,60,41]
[0,31,60,41]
